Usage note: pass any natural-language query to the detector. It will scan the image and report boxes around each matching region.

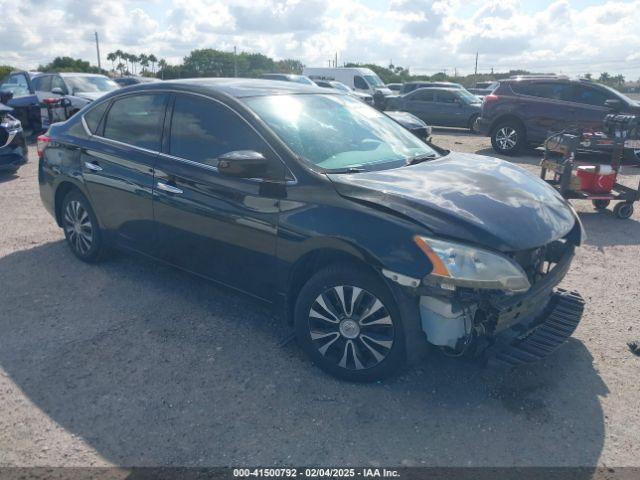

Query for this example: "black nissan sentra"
[38,79,586,381]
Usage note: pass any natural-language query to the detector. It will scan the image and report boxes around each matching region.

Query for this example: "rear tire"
[491,120,525,155]
[294,264,406,382]
[61,190,108,262]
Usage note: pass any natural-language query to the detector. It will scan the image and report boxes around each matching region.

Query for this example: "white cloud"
[0,0,639,80]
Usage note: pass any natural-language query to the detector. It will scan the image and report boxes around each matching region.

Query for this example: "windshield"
[64,76,118,93]
[458,89,481,103]
[245,94,437,172]
[600,84,638,105]
[364,75,384,88]
[330,82,352,92]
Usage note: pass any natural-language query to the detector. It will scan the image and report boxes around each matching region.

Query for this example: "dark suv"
[476,76,640,159]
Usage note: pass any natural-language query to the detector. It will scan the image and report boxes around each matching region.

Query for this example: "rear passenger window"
[103,94,168,150]
[512,82,572,101]
[84,101,109,134]
[169,94,267,166]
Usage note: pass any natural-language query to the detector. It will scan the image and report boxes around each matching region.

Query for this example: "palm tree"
[599,72,611,85]
[107,52,117,73]
[139,54,149,75]
[158,58,167,79]
[148,54,157,74]
[613,74,625,87]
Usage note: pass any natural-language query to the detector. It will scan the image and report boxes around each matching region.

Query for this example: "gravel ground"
[0,133,639,468]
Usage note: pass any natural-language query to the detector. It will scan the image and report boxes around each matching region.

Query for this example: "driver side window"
[169,95,278,176]
[354,76,368,90]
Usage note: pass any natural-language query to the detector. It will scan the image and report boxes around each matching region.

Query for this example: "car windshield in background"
[245,94,436,172]
[65,76,119,93]
[600,84,639,105]
[330,82,352,92]
[364,75,384,88]
[459,90,481,103]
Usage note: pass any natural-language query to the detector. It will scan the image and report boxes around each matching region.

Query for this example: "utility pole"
[94,31,102,71]
[474,52,478,76]
[233,46,238,77]
[335,52,338,69]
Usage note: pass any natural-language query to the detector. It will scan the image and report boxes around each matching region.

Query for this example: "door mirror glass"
[217,150,269,178]
[605,99,623,111]
[51,87,65,96]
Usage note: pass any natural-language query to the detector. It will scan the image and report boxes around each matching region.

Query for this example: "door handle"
[156,181,183,194]
[84,161,102,172]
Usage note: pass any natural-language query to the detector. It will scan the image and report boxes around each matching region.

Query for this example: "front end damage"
[416,228,585,366]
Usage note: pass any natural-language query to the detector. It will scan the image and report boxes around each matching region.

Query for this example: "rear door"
[153,93,284,299]
[81,93,168,253]
[509,81,574,141]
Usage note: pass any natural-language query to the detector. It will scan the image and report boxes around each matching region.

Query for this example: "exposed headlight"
[414,236,531,292]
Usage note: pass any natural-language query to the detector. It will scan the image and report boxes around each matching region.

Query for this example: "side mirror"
[51,87,65,96]
[217,150,269,179]
[605,99,623,111]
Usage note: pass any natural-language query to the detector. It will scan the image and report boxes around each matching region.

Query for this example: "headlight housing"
[414,236,531,292]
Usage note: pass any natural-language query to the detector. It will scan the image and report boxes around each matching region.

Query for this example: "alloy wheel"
[63,200,94,255]
[495,126,518,150]
[308,286,395,371]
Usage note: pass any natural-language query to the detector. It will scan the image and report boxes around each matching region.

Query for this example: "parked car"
[38,79,585,381]
[113,76,159,87]
[0,71,118,135]
[0,103,28,174]
[260,73,315,85]
[387,83,403,92]
[385,87,483,131]
[303,67,393,97]
[476,76,640,160]
[314,80,374,105]
[385,111,432,141]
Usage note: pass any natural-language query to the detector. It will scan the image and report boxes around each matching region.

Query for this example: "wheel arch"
[53,180,95,227]
[285,247,386,325]
[490,114,527,137]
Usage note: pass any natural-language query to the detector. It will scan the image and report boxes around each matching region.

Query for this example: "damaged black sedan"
[38,79,585,381]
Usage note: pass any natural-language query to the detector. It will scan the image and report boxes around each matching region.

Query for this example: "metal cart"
[540,113,640,219]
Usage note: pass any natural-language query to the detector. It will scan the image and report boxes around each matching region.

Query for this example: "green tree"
[38,56,102,73]
[599,72,611,84]
[148,54,157,74]
[0,65,15,80]
[139,53,149,74]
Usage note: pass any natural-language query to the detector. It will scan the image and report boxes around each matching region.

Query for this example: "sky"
[1,0,639,80]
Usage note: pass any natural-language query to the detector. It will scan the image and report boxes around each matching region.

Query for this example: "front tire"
[294,265,406,382]
[61,190,108,262]
[613,202,634,219]
[491,120,525,155]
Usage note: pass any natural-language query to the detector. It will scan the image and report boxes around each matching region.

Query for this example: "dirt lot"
[0,131,639,468]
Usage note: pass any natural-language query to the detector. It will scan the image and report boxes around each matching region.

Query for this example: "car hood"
[327,153,576,251]
[385,111,427,129]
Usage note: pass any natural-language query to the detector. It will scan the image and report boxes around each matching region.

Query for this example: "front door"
[153,93,284,300]
[81,93,168,253]
[404,89,436,123]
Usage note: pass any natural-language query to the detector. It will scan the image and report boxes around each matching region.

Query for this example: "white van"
[302,67,392,96]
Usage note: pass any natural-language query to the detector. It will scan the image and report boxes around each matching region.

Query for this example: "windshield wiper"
[406,153,437,166]
[327,167,366,174]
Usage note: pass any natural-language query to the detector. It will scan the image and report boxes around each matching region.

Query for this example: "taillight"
[37,134,51,158]
[483,94,499,103]
[42,98,61,105]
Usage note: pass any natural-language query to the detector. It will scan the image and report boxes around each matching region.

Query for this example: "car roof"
[112,78,326,98]
[59,73,109,78]
[409,87,461,93]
